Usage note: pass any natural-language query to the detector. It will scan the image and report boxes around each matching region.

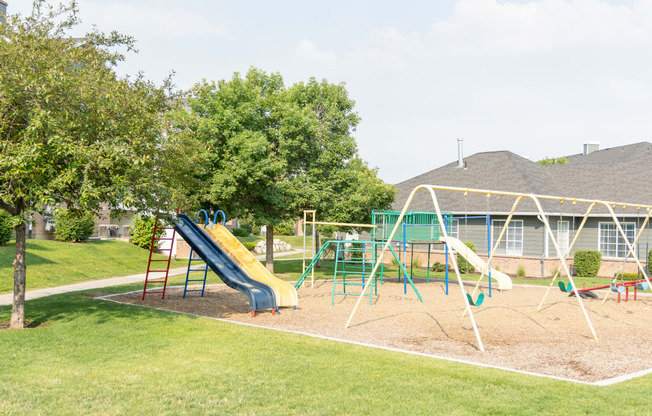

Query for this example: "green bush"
[274,223,294,236]
[242,242,257,251]
[457,241,476,274]
[573,250,602,277]
[239,223,253,235]
[431,261,450,273]
[615,272,642,280]
[53,209,95,242]
[648,249,652,275]
[231,227,250,237]
[130,214,165,250]
[517,264,526,277]
[0,211,13,245]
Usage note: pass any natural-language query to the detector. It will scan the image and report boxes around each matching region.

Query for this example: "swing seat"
[610,283,625,293]
[636,282,649,291]
[466,292,485,307]
[558,281,573,293]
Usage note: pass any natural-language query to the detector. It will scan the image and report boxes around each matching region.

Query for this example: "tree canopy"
[189,68,395,269]
[0,1,195,328]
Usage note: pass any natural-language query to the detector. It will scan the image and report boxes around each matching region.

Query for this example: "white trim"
[598,221,636,259]
[491,219,524,256]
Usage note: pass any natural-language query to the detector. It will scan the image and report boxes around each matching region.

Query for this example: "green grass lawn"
[237,234,306,249]
[0,239,184,294]
[0,285,649,415]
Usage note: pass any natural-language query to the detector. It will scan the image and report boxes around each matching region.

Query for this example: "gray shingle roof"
[393,142,652,216]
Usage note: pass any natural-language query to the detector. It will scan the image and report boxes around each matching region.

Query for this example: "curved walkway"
[0,249,304,306]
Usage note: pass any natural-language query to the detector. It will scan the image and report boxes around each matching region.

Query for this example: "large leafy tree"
[189,68,394,270]
[0,1,193,328]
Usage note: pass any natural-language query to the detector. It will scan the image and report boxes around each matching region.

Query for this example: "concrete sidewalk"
[0,249,305,306]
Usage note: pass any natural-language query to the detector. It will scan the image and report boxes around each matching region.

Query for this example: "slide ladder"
[142,215,177,300]
[183,210,210,298]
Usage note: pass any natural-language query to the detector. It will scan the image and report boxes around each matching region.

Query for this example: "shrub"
[649,249,652,275]
[615,272,642,280]
[242,242,257,251]
[274,223,294,236]
[573,250,602,277]
[0,211,13,245]
[53,209,95,242]
[130,214,165,250]
[431,261,451,273]
[457,241,476,274]
[231,227,250,237]
[411,255,422,269]
[517,264,526,277]
[239,223,253,235]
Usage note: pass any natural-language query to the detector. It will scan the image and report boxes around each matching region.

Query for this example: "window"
[557,220,569,257]
[449,219,459,239]
[492,220,523,255]
[599,222,635,258]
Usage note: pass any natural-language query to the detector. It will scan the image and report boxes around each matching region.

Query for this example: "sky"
[8,0,652,184]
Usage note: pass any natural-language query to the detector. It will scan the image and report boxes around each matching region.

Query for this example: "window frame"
[491,219,524,256]
[598,222,636,259]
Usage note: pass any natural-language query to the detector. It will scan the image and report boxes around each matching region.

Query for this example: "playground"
[108,278,651,384]
[125,184,652,385]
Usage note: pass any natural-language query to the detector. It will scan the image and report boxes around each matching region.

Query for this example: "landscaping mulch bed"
[109,279,651,383]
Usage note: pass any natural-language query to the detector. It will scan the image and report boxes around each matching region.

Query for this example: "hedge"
[53,209,95,242]
[457,241,476,274]
[130,214,165,250]
[0,211,13,245]
[573,250,602,277]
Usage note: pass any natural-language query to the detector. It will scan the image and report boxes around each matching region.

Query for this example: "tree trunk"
[11,220,27,329]
[265,224,274,273]
[314,231,322,268]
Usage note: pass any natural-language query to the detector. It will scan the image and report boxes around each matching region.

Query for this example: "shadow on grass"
[0,289,201,329]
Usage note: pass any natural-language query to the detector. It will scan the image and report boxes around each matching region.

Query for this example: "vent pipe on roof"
[457,138,464,168]
[583,141,600,155]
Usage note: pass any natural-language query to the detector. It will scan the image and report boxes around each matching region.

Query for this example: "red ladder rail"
[142,215,177,300]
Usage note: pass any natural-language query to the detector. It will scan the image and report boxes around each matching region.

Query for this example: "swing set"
[344,184,652,352]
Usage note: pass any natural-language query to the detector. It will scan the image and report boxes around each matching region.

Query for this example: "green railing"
[371,210,453,243]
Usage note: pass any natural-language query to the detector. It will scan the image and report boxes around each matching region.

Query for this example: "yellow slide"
[204,224,299,308]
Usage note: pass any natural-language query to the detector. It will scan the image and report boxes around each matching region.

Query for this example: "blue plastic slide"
[174,214,276,312]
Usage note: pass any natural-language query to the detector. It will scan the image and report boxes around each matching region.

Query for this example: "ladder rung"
[186,278,207,282]
[145,279,167,283]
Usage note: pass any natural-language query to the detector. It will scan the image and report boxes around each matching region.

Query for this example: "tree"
[0,1,193,328]
[189,68,394,271]
[537,157,569,165]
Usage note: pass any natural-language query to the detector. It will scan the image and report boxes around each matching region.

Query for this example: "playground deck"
[110,280,651,383]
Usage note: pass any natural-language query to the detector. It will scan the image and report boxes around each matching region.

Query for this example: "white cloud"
[292,0,652,183]
[77,0,229,40]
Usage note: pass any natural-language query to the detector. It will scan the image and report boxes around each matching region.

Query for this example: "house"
[0,1,7,22]
[392,141,652,277]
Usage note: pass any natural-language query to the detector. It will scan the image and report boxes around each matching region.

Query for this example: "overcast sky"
[9,0,652,184]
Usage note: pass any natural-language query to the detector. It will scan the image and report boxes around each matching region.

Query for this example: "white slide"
[444,236,513,290]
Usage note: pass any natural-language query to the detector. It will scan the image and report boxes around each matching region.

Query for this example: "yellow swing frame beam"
[345,184,652,352]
